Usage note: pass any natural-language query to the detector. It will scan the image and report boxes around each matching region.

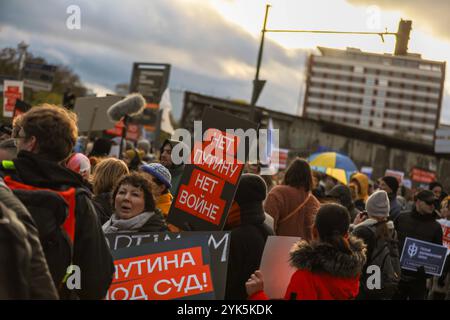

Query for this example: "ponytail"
[315,203,352,254]
[326,230,352,255]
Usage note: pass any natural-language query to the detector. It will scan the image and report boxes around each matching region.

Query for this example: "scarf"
[102,211,155,233]
[156,192,173,217]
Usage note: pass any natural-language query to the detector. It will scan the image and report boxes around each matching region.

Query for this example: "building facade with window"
[303,47,446,145]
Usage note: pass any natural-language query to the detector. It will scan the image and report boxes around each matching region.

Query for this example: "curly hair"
[112,172,156,212]
[15,104,78,162]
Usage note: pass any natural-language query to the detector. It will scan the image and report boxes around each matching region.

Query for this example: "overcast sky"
[1,0,450,124]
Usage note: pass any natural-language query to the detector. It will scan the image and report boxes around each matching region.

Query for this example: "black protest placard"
[106,234,215,300]
[167,107,257,231]
[129,62,170,129]
[105,231,231,300]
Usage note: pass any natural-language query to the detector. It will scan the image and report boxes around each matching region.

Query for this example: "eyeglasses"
[12,135,27,146]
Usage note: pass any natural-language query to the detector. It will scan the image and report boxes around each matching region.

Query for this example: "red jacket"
[250,237,366,300]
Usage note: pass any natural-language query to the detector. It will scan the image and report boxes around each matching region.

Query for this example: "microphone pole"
[119,115,130,160]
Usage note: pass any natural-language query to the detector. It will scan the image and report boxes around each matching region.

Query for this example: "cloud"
[346,0,450,41]
[0,0,308,115]
[83,82,114,97]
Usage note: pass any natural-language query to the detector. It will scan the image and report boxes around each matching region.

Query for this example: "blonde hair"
[92,158,129,195]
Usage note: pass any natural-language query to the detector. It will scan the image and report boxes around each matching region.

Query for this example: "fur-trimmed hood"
[290,236,367,278]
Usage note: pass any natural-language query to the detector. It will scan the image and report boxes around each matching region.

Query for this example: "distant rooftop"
[317,46,445,68]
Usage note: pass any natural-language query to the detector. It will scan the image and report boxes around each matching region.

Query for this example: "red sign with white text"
[410,168,436,184]
[3,80,23,118]
[167,108,256,231]
[105,120,140,141]
[106,243,214,300]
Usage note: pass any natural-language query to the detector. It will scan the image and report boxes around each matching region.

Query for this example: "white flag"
[159,88,174,135]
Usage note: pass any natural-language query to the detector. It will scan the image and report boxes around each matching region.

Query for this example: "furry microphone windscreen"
[107,93,146,122]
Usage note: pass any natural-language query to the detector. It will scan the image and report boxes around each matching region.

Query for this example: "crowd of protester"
[0,103,449,300]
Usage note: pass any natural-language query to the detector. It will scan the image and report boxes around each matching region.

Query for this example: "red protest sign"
[176,168,226,225]
[192,138,244,185]
[410,167,436,184]
[3,80,24,118]
[106,236,214,300]
[167,108,256,231]
[104,120,141,141]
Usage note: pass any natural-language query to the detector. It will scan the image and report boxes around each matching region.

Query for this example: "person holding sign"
[160,139,186,196]
[246,203,367,300]
[140,163,173,216]
[394,190,443,300]
[224,174,274,300]
[102,172,168,233]
[140,163,180,232]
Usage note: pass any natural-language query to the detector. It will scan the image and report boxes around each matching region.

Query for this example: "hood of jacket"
[160,139,187,169]
[351,173,369,201]
[290,236,367,278]
[327,185,353,210]
[225,201,266,230]
[12,151,87,190]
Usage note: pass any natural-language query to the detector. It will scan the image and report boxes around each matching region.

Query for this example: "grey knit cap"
[365,190,390,218]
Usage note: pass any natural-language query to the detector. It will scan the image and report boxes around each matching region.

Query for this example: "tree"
[0,43,87,122]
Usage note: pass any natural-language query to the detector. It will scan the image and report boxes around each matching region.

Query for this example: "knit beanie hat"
[234,174,267,206]
[140,163,172,189]
[381,176,399,194]
[365,190,390,218]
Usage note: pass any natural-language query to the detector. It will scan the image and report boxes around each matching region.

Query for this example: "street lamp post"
[249,4,271,123]
[17,41,29,81]
[249,4,399,122]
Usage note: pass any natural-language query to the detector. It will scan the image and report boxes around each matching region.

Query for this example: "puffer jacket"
[250,236,367,300]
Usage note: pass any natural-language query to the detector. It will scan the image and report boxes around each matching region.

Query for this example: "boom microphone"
[107,93,146,122]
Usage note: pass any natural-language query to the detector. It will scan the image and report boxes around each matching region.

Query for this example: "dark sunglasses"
[422,199,435,206]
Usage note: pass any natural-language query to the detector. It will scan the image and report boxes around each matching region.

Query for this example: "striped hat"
[140,163,172,189]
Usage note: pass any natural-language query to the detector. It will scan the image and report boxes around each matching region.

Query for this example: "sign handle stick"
[154,108,163,154]
[119,115,129,160]
[86,107,98,150]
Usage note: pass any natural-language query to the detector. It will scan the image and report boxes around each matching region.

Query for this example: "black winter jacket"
[93,192,114,225]
[224,201,274,300]
[1,151,115,299]
[394,207,443,280]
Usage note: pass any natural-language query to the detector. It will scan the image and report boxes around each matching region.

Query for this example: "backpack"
[360,221,401,299]
[3,175,76,293]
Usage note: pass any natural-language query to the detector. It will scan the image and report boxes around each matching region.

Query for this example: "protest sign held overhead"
[384,169,404,184]
[106,235,214,300]
[3,80,23,118]
[129,62,171,130]
[73,95,122,133]
[167,107,257,231]
[105,231,231,300]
